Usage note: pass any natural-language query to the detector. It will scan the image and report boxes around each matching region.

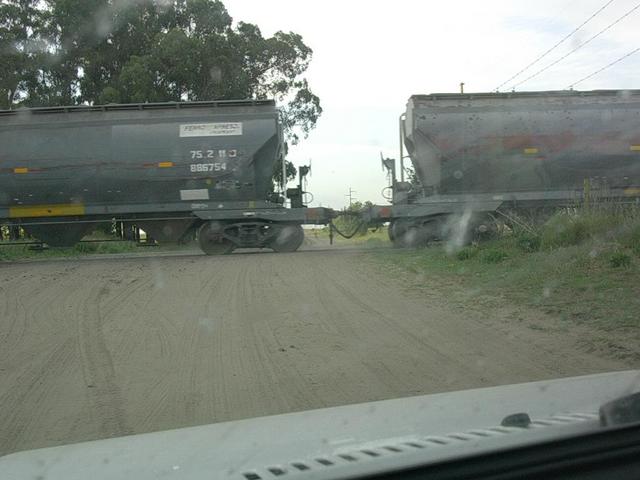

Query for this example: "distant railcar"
[368,90,640,246]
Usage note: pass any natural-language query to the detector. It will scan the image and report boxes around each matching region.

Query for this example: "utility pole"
[346,187,357,206]
[460,82,465,94]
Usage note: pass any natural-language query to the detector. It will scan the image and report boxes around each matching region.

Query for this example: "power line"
[566,46,639,88]
[495,0,616,91]
[512,1,640,89]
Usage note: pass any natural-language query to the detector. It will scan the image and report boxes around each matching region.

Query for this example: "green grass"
[539,206,640,249]
[378,238,640,329]
[479,247,509,264]
[455,246,478,260]
[514,233,541,252]
[374,207,640,348]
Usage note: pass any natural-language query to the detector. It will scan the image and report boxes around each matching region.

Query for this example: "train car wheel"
[270,225,304,253]
[389,220,418,248]
[197,222,234,255]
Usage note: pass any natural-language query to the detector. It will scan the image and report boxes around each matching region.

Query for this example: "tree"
[334,201,374,236]
[0,0,47,109]
[0,0,321,180]
[272,159,297,191]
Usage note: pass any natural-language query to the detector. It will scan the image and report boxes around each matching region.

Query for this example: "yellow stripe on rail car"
[158,161,174,168]
[624,188,640,196]
[630,145,640,152]
[9,204,85,218]
[13,167,29,174]
[523,148,539,154]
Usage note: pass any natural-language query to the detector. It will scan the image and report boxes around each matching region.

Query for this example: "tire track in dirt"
[0,264,93,455]
[0,338,77,455]
[229,258,321,412]
[76,279,132,438]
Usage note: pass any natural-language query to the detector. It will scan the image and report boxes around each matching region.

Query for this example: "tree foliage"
[0,0,321,167]
[334,201,374,236]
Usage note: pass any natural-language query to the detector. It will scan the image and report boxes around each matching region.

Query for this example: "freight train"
[365,89,640,246]
[0,100,333,254]
[2,90,640,254]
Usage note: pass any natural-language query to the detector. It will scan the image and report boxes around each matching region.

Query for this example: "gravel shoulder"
[0,248,630,456]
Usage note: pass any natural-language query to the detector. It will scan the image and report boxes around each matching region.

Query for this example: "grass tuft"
[609,251,632,268]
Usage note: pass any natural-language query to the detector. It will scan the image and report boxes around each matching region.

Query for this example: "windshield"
[1,0,639,461]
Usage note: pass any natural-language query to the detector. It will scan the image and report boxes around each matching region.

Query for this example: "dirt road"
[0,248,629,455]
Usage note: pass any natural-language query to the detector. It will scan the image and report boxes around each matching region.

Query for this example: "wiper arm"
[600,392,640,427]
[499,384,640,430]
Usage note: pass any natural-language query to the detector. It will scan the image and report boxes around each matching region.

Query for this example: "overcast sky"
[224,0,639,208]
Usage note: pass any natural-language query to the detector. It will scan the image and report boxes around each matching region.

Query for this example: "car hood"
[2,370,639,480]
